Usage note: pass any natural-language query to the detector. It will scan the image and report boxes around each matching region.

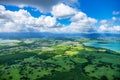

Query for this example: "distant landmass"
[0,32,120,39]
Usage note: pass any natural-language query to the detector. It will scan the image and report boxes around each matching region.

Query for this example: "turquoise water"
[83,40,120,52]
[0,39,19,44]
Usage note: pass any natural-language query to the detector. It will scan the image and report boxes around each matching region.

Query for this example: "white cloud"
[99,24,108,32]
[0,4,98,33]
[0,0,61,12]
[35,16,57,27]
[0,0,79,12]
[112,26,120,32]
[50,11,97,33]
[71,12,86,22]
[100,20,107,24]
[51,6,97,33]
[0,1,99,33]
[99,25,120,33]
[1,0,120,33]
[99,18,120,33]
[0,5,59,32]
[71,12,97,24]
[1,4,120,33]
[112,11,120,15]
[0,5,5,11]
[0,7,30,32]
[112,17,117,21]
[65,12,97,33]
[51,3,77,18]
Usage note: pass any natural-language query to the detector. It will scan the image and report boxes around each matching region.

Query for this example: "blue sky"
[0,0,120,33]
[79,0,120,20]
[3,0,120,19]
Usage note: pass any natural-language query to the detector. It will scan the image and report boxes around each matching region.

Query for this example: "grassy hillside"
[0,38,120,80]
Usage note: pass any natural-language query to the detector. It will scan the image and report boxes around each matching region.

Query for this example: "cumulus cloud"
[99,18,120,33]
[99,25,120,33]
[100,20,107,24]
[112,17,117,21]
[0,0,99,33]
[49,12,97,33]
[35,16,57,28]
[0,5,60,32]
[0,0,79,12]
[51,3,77,18]
[112,11,120,15]
[0,4,99,33]
[66,12,97,33]
[51,4,97,33]
[1,0,120,33]
[0,0,60,12]
[0,5,5,10]
[71,12,87,22]
[3,3,120,33]
[71,12,97,25]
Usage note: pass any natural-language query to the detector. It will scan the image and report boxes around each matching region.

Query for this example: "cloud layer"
[0,4,98,33]
[0,0,78,12]
[99,18,120,33]
[0,1,120,33]
[51,3,77,18]
[0,5,60,32]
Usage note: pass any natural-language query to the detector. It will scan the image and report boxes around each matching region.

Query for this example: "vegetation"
[0,38,120,80]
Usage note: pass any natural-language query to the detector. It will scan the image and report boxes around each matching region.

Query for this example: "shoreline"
[82,43,120,55]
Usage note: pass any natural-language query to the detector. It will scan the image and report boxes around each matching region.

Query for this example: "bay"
[83,40,120,53]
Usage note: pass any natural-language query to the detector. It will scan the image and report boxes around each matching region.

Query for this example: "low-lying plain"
[0,38,120,80]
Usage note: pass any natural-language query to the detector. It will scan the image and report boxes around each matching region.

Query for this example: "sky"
[0,0,120,33]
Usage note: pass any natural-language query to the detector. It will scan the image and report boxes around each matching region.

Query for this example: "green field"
[0,38,120,80]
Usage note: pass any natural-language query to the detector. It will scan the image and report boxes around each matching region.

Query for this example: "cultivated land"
[0,38,120,80]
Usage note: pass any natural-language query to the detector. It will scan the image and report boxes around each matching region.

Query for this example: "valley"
[0,38,120,80]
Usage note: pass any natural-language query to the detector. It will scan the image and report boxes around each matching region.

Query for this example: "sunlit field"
[0,37,120,80]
